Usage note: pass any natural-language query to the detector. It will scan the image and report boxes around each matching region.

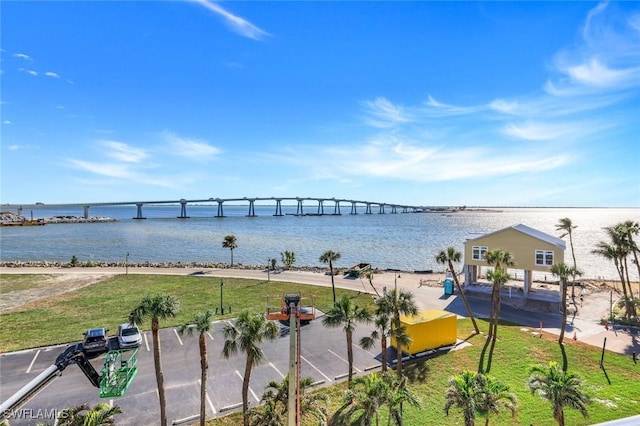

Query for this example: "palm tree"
[436,247,480,334]
[593,228,637,319]
[322,295,372,385]
[527,361,589,426]
[280,250,296,270]
[475,374,517,426]
[479,268,509,374]
[377,288,418,376]
[619,220,640,289]
[550,263,583,371]
[556,218,578,300]
[444,371,479,426]
[387,373,420,426]
[222,310,279,426]
[258,375,328,425]
[341,372,391,426]
[360,311,392,373]
[129,294,180,426]
[223,234,238,267]
[178,310,214,426]
[319,250,341,304]
[56,403,122,426]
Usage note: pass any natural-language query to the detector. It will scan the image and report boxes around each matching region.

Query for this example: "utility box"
[391,309,457,355]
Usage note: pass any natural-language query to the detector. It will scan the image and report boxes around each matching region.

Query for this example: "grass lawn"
[1,274,638,425]
[0,274,374,352]
[208,319,640,426]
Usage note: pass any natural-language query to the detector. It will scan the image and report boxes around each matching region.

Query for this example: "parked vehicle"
[117,323,142,348]
[82,328,109,354]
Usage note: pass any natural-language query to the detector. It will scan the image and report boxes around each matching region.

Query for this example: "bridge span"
[1,197,440,220]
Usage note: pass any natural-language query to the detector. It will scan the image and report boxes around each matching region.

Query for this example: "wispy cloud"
[162,131,222,159]
[361,97,412,128]
[44,71,60,78]
[13,53,32,61]
[546,2,640,95]
[191,0,270,40]
[99,140,149,163]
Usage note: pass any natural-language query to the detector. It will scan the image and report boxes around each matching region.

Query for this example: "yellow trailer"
[391,309,457,355]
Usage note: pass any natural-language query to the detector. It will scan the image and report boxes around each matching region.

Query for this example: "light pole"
[125,252,129,276]
[220,279,224,315]
[267,258,271,282]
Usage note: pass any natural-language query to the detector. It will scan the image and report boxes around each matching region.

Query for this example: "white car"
[117,323,142,349]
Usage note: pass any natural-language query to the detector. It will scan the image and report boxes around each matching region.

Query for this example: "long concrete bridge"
[1,197,446,220]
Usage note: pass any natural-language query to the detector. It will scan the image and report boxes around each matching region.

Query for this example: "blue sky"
[1,1,639,207]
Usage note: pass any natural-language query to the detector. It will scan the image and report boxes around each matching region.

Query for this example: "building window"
[472,246,488,261]
[535,250,554,266]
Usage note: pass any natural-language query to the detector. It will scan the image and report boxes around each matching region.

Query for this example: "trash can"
[443,278,454,295]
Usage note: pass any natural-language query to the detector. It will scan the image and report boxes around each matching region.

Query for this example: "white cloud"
[162,131,222,159]
[8,145,19,150]
[44,71,60,78]
[67,159,133,179]
[3,120,11,125]
[13,53,32,61]
[361,97,412,128]
[99,140,149,163]
[18,68,38,76]
[191,0,270,40]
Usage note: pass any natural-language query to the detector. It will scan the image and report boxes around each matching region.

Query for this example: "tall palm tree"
[129,294,180,426]
[56,403,122,426]
[619,220,640,288]
[360,311,392,373]
[222,310,279,426]
[222,234,238,267]
[527,361,589,426]
[319,250,341,304]
[593,228,637,319]
[479,268,509,374]
[322,295,372,385]
[550,263,583,371]
[436,247,480,334]
[556,218,578,300]
[377,288,418,376]
[475,373,517,426]
[178,310,214,426]
[444,371,479,426]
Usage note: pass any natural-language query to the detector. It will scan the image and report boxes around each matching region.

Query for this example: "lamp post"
[220,279,224,315]
[267,258,271,282]
[125,252,129,276]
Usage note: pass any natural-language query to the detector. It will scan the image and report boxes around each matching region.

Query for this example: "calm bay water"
[1,205,638,281]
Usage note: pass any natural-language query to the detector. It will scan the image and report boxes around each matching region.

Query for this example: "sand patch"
[0,273,111,314]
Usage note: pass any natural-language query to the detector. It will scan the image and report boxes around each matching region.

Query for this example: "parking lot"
[0,316,383,425]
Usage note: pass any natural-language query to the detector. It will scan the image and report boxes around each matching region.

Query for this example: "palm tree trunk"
[559,278,567,345]
[485,285,500,374]
[329,260,336,305]
[152,318,168,426]
[448,260,480,334]
[242,355,253,426]
[347,330,354,385]
[381,336,388,373]
[199,334,208,426]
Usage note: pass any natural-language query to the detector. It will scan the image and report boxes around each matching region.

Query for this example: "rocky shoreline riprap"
[0,260,418,276]
[1,211,117,225]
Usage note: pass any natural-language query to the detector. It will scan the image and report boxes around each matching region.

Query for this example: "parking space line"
[269,362,285,378]
[173,329,184,346]
[327,349,361,372]
[144,334,150,352]
[235,370,260,402]
[197,379,217,414]
[26,350,40,373]
[300,355,332,383]
[206,332,214,341]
